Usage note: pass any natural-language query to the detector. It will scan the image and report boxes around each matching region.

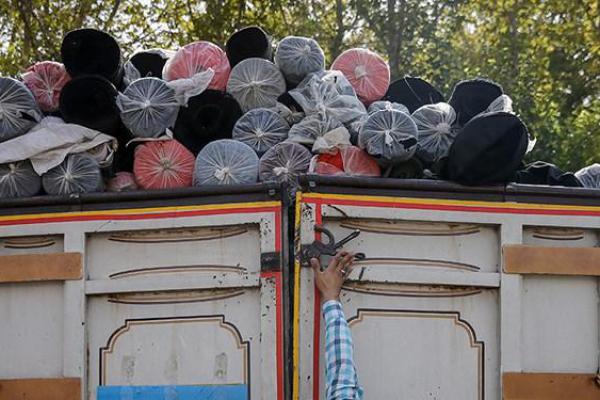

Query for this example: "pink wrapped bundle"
[310,146,381,177]
[107,172,138,192]
[163,41,230,91]
[133,140,195,189]
[331,48,390,105]
[22,61,71,112]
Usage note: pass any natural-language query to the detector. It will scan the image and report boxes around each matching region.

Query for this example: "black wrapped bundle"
[449,78,503,126]
[173,90,243,155]
[59,75,121,136]
[61,28,123,86]
[129,49,170,78]
[226,26,272,68]
[514,161,582,187]
[384,77,444,113]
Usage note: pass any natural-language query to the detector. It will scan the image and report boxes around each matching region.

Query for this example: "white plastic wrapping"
[226,58,286,112]
[486,94,513,113]
[259,142,312,184]
[194,139,259,185]
[0,77,42,142]
[358,109,418,162]
[287,114,351,153]
[275,36,325,85]
[575,164,600,189]
[411,103,457,163]
[274,101,305,125]
[368,100,409,115]
[289,71,366,131]
[0,160,42,198]
[232,108,290,155]
[42,152,102,195]
[117,77,180,138]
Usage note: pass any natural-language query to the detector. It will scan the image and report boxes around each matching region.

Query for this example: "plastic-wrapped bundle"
[411,103,457,163]
[358,110,418,163]
[61,28,123,85]
[42,153,102,195]
[173,90,243,155]
[226,26,272,67]
[0,77,41,142]
[289,71,366,131]
[309,146,381,177]
[226,58,286,112]
[128,49,171,79]
[259,142,312,184]
[232,108,290,155]
[368,101,409,115]
[194,139,259,185]
[59,75,121,136]
[514,161,582,187]
[449,78,503,126]
[22,61,71,112]
[117,77,179,138]
[0,160,42,198]
[275,36,325,86]
[163,41,230,91]
[107,172,138,192]
[288,114,351,153]
[133,140,195,189]
[384,77,444,113]
[575,164,600,189]
[331,48,390,105]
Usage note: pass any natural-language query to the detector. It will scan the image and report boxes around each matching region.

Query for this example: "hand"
[311,251,355,302]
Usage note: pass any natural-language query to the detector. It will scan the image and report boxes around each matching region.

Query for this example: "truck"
[1,176,599,399]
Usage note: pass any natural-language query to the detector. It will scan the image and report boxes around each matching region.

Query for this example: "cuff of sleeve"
[322,300,344,323]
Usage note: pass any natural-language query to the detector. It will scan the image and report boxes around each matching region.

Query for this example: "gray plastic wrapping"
[368,100,409,115]
[232,108,290,155]
[0,77,41,143]
[259,142,312,184]
[274,102,305,125]
[575,164,600,189]
[0,160,42,198]
[275,36,325,85]
[287,114,351,153]
[42,152,102,195]
[226,58,286,112]
[289,71,366,132]
[411,103,457,163]
[117,77,180,138]
[358,109,418,163]
[194,139,259,185]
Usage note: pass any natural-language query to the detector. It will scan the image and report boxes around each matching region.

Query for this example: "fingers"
[336,252,355,273]
[327,251,348,271]
[310,258,321,273]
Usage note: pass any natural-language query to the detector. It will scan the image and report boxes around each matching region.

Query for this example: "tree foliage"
[0,0,598,170]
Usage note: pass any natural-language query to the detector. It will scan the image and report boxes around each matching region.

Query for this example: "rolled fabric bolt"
[287,114,350,154]
[275,36,325,86]
[358,109,418,163]
[59,75,121,136]
[117,77,179,138]
[128,49,171,79]
[0,160,42,198]
[61,28,123,85]
[232,108,290,155]
[133,140,195,190]
[226,26,272,68]
[259,142,312,184]
[384,77,444,113]
[42,152,102,195]
[411,102,457,163]
[21,61,71,113]
[368,100,409,115]
[194,139,259,185]
[309,146,381,177]
[0,77,41,143]
[172,89,243,155]
[107,171,138,192]
[331,48,390,105]
[575,164,600,189]
[226,58,286,112]
[163,41,230,91]
[449,78,503,126]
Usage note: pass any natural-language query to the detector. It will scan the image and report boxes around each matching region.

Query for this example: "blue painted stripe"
[97,385,248,400]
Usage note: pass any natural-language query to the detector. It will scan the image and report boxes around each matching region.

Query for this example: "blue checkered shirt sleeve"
[323,300,364,400]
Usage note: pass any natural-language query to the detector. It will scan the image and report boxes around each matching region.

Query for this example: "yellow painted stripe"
[302,192,600,211]
[292,191,302,400]
[0,201,281,222]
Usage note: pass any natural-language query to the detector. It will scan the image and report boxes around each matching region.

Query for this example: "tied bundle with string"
[232,108,290,155]
[22,61,71,113]
[287,114,351,154]
[0,160,42,198]
[411,103,457,163]
[133,139,195,190]
[575,164,600,189]
[259,142,312,184]
[275,36,325,86]
[226,58,286,112]
[358,109,418,163]
[309,145,381,177]
[42,153,102,195]
[194,139,259,185]
[0,77,42,143]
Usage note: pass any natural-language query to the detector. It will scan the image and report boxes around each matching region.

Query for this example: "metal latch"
[300,225,365,267]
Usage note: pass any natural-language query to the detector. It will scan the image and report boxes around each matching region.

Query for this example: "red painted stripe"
[0,206,280,226]
[274,208,282,251]
[313,204,322,400]
[305,197,600,216]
